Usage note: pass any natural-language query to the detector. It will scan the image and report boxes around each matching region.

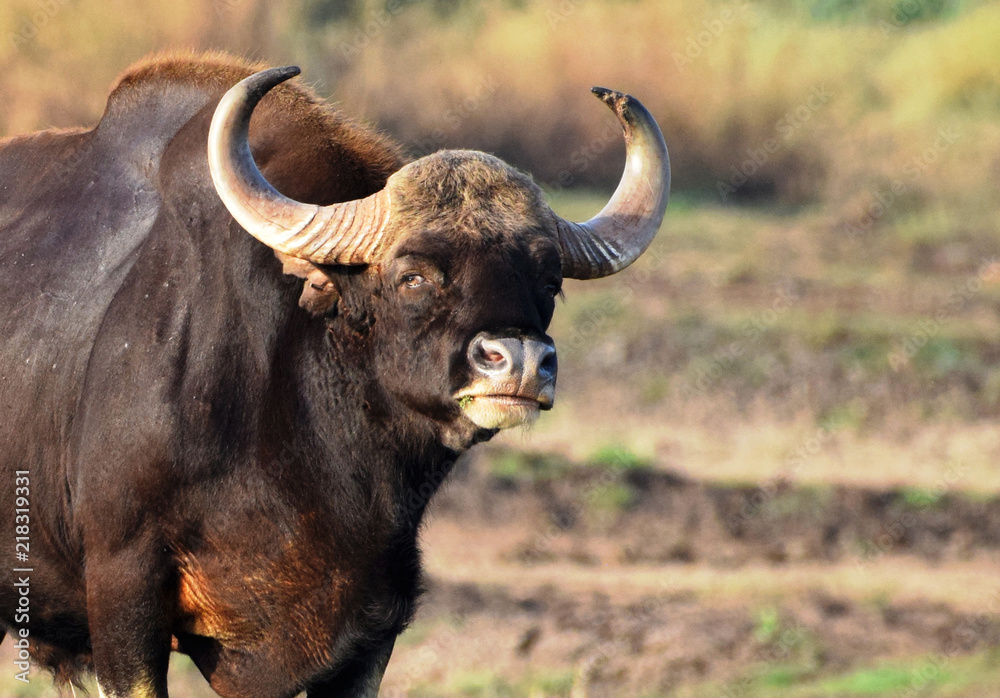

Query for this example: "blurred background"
[4,0,1000,695]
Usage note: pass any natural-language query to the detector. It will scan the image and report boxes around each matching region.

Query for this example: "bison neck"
[278,323,462,538]
[169,316,463,675]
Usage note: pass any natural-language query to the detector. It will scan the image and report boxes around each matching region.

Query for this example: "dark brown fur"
[0,52,562,697]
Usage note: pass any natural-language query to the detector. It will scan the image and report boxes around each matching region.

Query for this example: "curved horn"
[207,66,391,265]
[556,88,670,280]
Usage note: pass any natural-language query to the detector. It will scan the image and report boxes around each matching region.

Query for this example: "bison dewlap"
[0,52,668,697]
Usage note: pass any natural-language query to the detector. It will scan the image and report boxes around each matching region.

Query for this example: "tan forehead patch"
[388,150,553,244]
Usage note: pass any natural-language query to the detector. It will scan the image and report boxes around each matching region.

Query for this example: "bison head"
[207,67,669,446]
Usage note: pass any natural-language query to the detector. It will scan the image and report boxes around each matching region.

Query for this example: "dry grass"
[511,408,1000,492]
[2,0,999,215]
[422,519,1000,613]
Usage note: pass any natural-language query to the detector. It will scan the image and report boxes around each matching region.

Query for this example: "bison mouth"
[454,392,553,430]
[455,334,557,430]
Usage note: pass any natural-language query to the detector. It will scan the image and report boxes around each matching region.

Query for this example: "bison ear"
[274,251,340,316]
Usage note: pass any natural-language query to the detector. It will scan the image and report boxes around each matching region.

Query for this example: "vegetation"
[487,449,570,483]
[3,0,1000,215]
[681,651,1000,697]
[2,1,998,696]
[586,443,651,471]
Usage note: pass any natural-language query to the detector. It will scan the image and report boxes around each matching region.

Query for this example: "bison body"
[0,54,668,697]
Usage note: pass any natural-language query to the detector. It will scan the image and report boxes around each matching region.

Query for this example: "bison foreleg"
[85,543,172,698]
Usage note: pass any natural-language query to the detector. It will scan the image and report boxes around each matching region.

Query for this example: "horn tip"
[591,86,627,105]
[591,86,638,121]
[247,66,302,94]
[237,65,303,103]
[272,65,302,82]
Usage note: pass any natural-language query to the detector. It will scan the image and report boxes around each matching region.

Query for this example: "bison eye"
[401,273,427,289]
[544,281,562,298]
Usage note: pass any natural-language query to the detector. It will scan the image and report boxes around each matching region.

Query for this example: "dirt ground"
[377,450,1000,697]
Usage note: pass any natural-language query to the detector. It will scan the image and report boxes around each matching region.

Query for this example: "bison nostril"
[469,335,555,383]
[539,349,557,377]
[470,336,514,374]
[481,348,505,365]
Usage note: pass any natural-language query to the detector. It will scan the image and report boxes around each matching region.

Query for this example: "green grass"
[680,650,1000,697]
[450,670,516,696]
[819,400,870,432]
[413,668,575,697]
[901,486,947,510]
[758,663,815,688]
[585,482,637,514]
[816,664,942,694]
[487,449,570,483]
[418,652,998,698]
[587,443,652,471]
[754,606,782,643]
